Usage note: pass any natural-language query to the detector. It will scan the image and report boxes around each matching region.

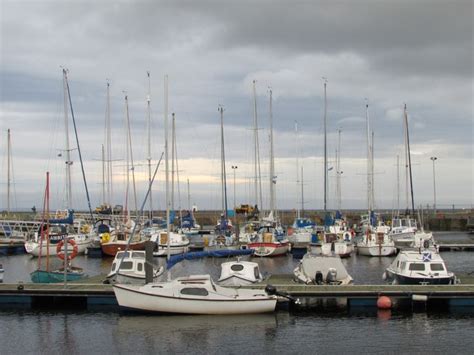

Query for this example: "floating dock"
[1,273,473,311]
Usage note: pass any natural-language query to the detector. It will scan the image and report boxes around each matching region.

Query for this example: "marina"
[1,0,473,353]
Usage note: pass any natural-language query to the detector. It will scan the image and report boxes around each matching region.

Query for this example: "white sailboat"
[113,77,277,314]
[25,69,92,257]
[356,102,396,257]
[247,88,289,257]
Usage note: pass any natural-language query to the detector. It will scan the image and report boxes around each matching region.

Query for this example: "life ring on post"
[56,239,78,260]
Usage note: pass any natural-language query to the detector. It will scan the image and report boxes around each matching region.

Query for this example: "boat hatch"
[231,264,244,272]
[180,288,209,296]
[409,263,425,271]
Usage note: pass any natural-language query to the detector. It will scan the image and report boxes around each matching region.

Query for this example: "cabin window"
[230,264,244,272]
[254,267,260,279]
[137,263,143,272]
[180,288,209,296]
[120,261,133,270]
[430,263,444,271]
[408,263,425,271]
[111,262,116,271]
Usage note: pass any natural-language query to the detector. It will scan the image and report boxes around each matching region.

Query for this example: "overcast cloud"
[0,0,472,212]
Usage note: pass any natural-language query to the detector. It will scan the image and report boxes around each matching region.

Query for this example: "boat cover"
[167,249,254,270]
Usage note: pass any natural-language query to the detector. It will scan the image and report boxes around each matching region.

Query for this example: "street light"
[430,157,438,213]
[231,166,238,209]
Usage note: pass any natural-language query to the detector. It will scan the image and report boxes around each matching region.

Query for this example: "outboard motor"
[315,271,324,285]
[326,268,337,284]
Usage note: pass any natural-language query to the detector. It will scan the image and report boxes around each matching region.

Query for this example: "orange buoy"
[377,296,392,309]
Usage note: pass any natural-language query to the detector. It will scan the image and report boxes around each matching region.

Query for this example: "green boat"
[30,267,85,283]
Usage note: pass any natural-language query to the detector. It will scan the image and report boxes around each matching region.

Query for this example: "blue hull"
[30,270,85,283]
[0,244,26,255]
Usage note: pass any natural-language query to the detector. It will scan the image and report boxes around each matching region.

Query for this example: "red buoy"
[377,296,392,309]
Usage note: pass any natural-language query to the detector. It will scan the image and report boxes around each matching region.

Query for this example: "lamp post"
[231,165,238,209]
[430,157,437,214]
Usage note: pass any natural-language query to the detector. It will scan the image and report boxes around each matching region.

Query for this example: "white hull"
[113,284,276,314]
[321,242,353,257]
[248,242,289,257]
[357,244,396,256]
[25,236,90,257]
[154,244,189,256]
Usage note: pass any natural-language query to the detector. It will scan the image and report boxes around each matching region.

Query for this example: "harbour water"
[0,232,473,354]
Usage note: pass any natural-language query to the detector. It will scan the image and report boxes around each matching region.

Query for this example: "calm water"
[0,231,473,354]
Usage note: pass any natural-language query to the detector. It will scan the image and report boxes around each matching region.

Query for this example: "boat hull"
[387,272,455,285]
[0,242,26,255]
[25,238,90,257]
[248,242,289,257]
[154,244,189,257]
[30,269,85,283]
[113,284,276,314]
[101,241,147,257]
[357,244,396,256]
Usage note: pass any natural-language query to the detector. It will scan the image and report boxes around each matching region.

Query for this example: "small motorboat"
[383,248,457,285]
[218,259,263,286]
[294,252,353,285]
[151,230,190,257]
[106,250,163,284]
[113,274,277,314]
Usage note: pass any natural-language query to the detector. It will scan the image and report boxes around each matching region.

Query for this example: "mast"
[219,106,229,219]
[371,130,375,210]
[396,154,400,215]
[105,81,113,206]
[6,129,11,213]
[301,166,305,216]
[323,78,328,213]
[62,70,73,209]
[404,104,415,215]
[268,88,275,216]
[101,144,105,204]
[187,178,191,211]
[252,80,263,216]
[164,75,171,261]
[146,71,153,219]
[295,121,300,219]
[403,104,409,212]
[171,113,175,213]
[336,128,342,211]
[125,95,138,217]
[64,69,94,220]
[365,102,372,216]
[173,114,183,225]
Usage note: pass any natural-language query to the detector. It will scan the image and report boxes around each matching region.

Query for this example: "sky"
[0,0,473,212]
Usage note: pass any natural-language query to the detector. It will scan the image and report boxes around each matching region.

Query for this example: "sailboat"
[25,69,93,257]
[247,88,289,257]
[101,94,147,256]
[0,129,27,255]
[209,106,238,249]
[30,172,85,283]
[113,78,278,314]
[150,113,190,256]
[389,104,434,249]
[356,102,396,257]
